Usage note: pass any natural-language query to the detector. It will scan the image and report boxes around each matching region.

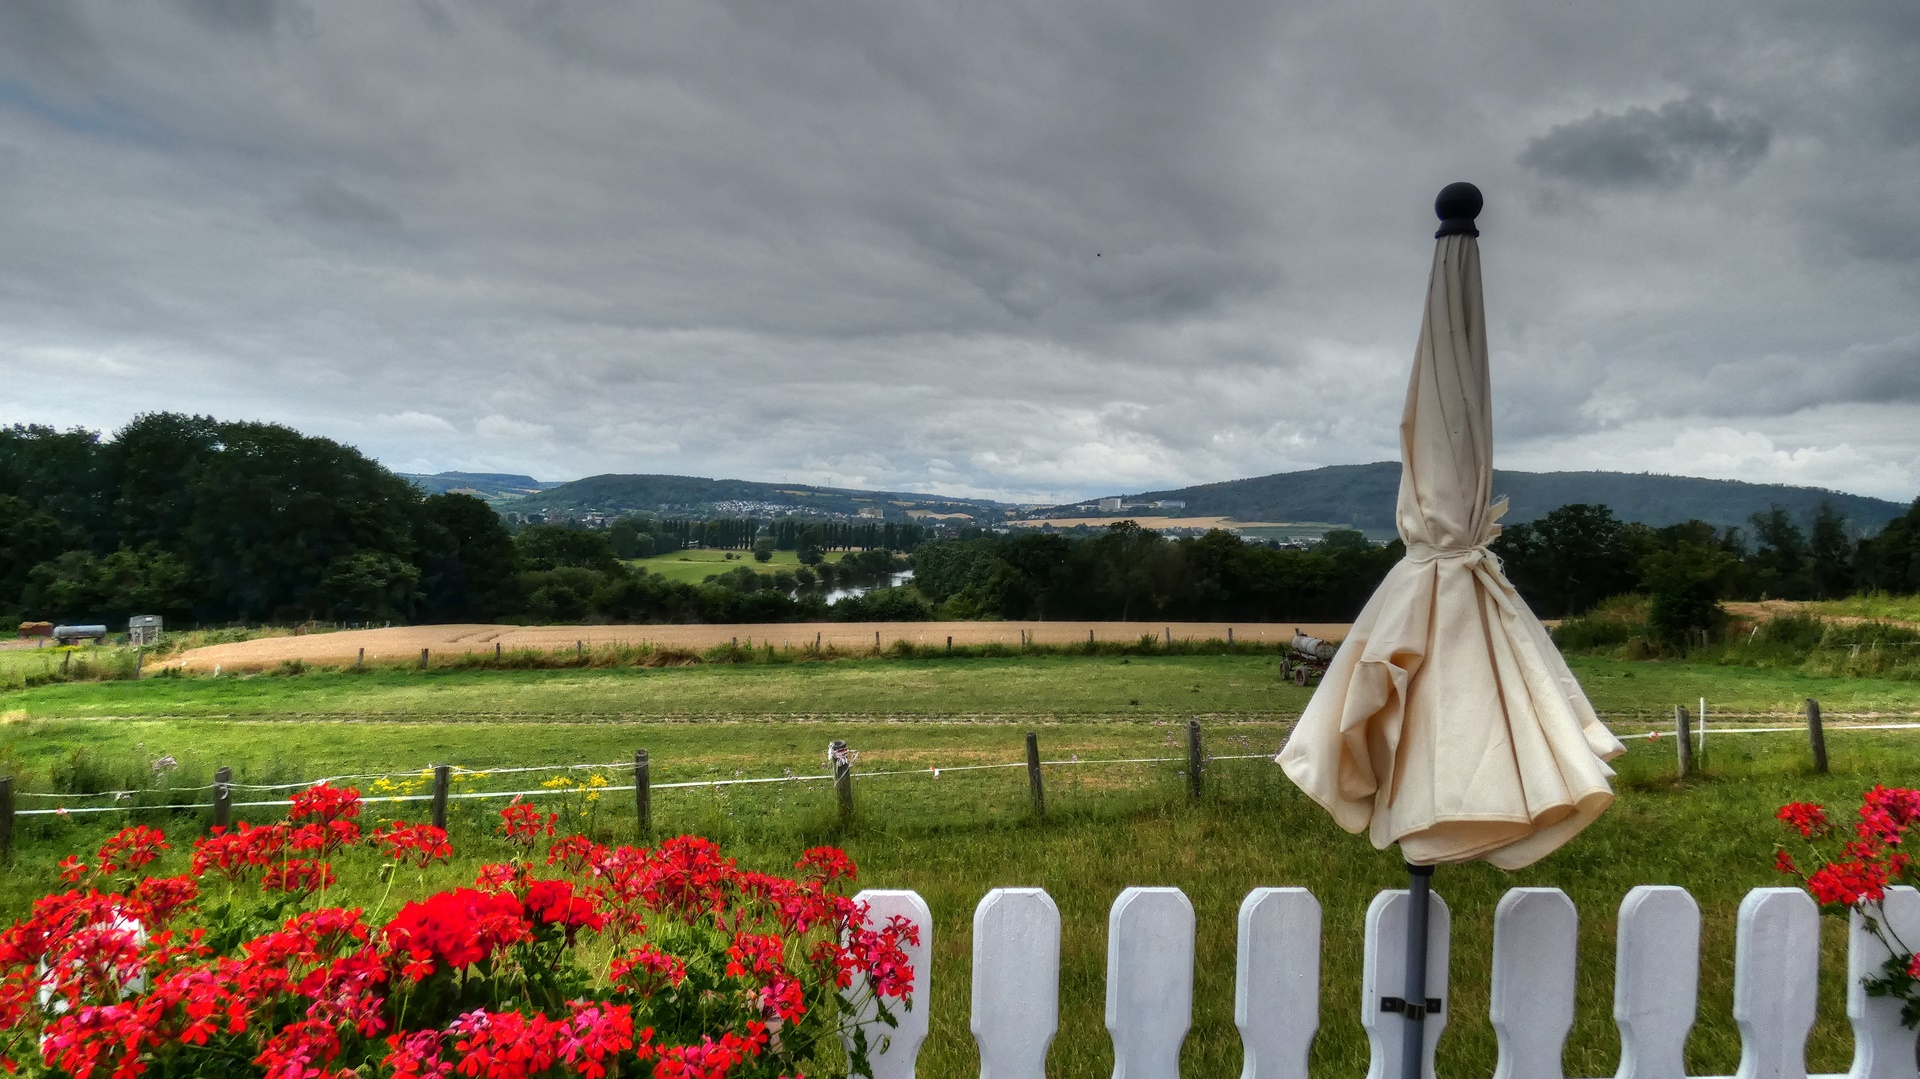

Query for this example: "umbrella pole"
[1401,862,1435,1079]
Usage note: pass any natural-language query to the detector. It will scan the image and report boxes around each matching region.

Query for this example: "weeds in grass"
[1556,595,1920,679]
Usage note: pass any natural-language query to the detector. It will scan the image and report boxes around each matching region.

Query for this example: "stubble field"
[154,621,1352,672]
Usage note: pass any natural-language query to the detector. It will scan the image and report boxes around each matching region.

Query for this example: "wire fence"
[5,751,1286,819]
[4,704,1914,826]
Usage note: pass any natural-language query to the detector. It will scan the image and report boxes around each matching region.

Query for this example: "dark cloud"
[1518,97,1772,188]
[292,177,404,234]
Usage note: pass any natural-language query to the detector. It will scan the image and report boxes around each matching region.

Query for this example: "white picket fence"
[843,885,1920,1079]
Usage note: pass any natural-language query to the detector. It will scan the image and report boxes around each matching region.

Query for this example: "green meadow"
[2,650,1915,1079]
[626,547,806,584]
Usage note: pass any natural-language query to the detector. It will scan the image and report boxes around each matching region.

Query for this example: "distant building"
[129,614,163,646]
[1152,500,1186,510]
[857,506,884,518]
[1097,497,1123,511]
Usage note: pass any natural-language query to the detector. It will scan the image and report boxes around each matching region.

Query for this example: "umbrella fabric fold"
[1278,231,1624,870]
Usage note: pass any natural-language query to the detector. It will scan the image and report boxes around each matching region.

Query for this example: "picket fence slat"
[1615,885,1702,1079]
[1847,886,1920,1079]
[972,888,1061,1079]
[1361,887,1452,1079]
[1733,889,1821,1079]
[1107,887,1196,1079]
[847,890,934,1079]
[852,883,1917,1079]
[1234,887,1322,1079]
[1492,887,1579,1079]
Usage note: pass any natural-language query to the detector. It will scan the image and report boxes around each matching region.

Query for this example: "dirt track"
[164,621,1350,672]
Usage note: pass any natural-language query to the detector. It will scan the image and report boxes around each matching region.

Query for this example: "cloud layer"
[2,0,1917,503]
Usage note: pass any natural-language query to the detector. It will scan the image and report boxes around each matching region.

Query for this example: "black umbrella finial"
[1434,181,1482,238]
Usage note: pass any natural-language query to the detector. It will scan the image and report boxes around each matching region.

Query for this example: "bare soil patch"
[163,621,1350,672]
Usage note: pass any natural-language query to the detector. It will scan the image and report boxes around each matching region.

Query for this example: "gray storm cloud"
[0,0,1916,503]
[1518,97,1772,188]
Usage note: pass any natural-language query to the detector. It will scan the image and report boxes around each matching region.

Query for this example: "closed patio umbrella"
[1276,183,1627,1079]
[1279,182,1623,870]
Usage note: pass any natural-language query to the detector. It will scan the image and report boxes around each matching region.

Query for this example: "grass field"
[11,652,1920,722]
[2,651,1914,1079]
[627,547,805,584]
[1804,593,1920,624]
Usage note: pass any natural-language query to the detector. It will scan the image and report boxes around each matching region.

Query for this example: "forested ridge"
[1116,461,1907,534]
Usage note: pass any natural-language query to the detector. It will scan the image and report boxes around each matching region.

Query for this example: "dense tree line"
[0,416,924,628]
[1493,497,1920,642]
[1,416,519,627]
[911,523,1402,622]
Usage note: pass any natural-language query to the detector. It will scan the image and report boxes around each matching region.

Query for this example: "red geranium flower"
[289,783,362,825]
[96,826,170,875]
[371,823,454,869]
[1776,802,1831,839]
[499,801,556,845]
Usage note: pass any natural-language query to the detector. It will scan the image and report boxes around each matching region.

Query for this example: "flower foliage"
[1,785,918,1079]
[1772,786,1920,1028]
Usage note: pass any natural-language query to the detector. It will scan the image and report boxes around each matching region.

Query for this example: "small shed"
[17,621,53,638]
[129,614,164,646]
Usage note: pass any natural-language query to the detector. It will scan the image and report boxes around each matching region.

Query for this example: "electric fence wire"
[8,753,1289,817]
[15,723,1920,818]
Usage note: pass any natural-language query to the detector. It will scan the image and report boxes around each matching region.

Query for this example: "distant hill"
[497,473,1017,522]
[1106,463,1911,536]
[399,472,562,501]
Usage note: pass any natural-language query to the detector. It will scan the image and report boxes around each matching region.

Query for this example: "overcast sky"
[3,0,1917,504]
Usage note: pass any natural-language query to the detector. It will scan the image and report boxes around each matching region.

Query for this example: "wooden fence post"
[1806,699,1828,774]
[0,776,13,859]
[1026,732,1045,818]
[1187,720,1203,799]
[1164,627,1171,646]
[419,648,429,670]
[1675,706,1692,778]
[634,750,651,837]
[431,765,450,829]
[495,642,501,660]
[831,740,854,823]
[947,636,953,653]
[356,647,364,670]
[213,766,232,829]
[1228,627,1234,646]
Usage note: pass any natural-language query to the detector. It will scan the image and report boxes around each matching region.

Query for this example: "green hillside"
[397,471,560,501]
[467,463,1908,536]
[498,473,1015,522]
[1110,462,1909,535]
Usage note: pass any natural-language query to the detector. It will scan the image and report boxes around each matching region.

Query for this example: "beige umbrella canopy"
[1278,184,1624,871]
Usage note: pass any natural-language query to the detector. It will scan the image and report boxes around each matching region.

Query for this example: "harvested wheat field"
[163,621,1350,672]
